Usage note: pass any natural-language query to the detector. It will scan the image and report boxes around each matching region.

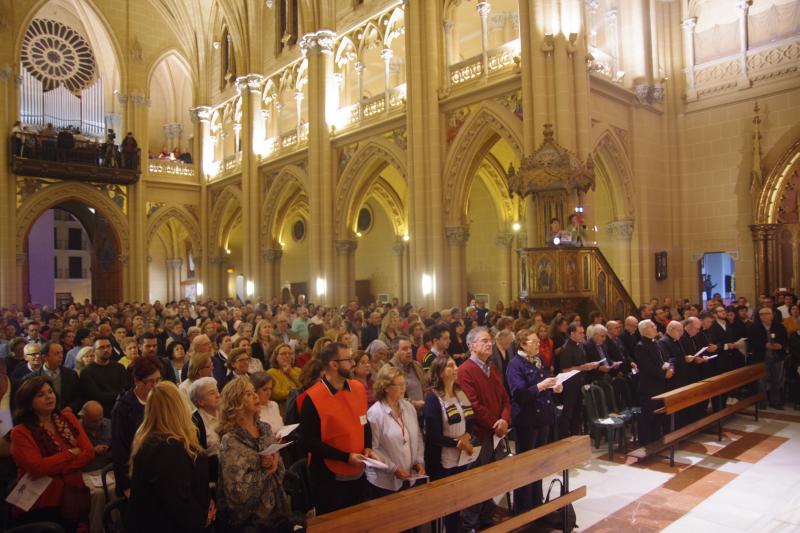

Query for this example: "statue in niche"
[564,256,578,292]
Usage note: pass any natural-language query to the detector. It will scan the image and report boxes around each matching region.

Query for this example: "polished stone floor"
[544,407,800,532]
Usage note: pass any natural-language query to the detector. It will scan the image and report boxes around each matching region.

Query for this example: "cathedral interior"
[0,0,798,311]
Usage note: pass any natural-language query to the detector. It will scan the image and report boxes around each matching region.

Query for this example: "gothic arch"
[368,178,406,237]
[146,205,202,260]
[146,48,196,99]
[261,165,308,248]
[335,138,408,240]
[474,155,515,228]
[592,128,636,219]
[756,137,800,224]
[16,181,129,255]
[443,101,523,226]
[209,185,242,250]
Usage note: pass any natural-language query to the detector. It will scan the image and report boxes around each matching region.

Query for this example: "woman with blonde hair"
[179,352,214,411]
[117,338,138,368]
[379,313,402,345]
[216,377,290,531]
[126,381,213,532]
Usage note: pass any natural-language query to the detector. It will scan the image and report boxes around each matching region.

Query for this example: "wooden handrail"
[307,435,591,533]
[653,364,766,415]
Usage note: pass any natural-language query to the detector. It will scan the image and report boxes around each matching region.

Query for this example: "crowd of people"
[10,121,140,170]
[0,289,798,532]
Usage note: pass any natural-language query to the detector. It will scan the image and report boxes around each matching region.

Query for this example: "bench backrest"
[307,434,591,532]
[652,364,766,414]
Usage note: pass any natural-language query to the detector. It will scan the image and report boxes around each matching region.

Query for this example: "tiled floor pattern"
[544,408,800,533]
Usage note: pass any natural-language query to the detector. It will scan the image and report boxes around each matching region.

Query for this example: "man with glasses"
[456,327,511,531]
[11,342,44,389]
[748,307,788,410]
[27,342,82,412]
[388,336,428,412]
[300,341,380,514]
[79,336,128,417]
[112,356,164,498]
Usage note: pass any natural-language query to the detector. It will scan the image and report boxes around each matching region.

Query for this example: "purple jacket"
[506,353,555,428]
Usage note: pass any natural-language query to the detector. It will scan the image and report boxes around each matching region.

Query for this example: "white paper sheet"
[6,473,52,511]
[705,353,718,360]
[493,434,503,451]
[275,423,299,440]
[361,457,390,470]
[0,409,12,438]
[694,346,709,357]
[407,474,429,483]
[554,369,581,387]
[457,445,481,467]
[258,441,294,456]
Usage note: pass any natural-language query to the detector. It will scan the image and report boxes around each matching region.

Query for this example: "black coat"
[111,389,145,497]
[191,410,219,484]
[748,320,788,362]
[28,366,83,412]
[635,338,669,398]
[491,345,512,394]
[657,336,683,389]
[126,435,210,533]
[621,330,640,363]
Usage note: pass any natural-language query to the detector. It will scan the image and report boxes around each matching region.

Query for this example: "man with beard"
[300,341,379,514]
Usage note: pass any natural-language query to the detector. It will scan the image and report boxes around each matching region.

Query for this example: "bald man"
[80,400,112,471]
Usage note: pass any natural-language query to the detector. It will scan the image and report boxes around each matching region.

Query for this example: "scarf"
[27,412,79,457]
[518,350,543,368]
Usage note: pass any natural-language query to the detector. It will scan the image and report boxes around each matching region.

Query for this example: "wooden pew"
[628,364,766,466]
[308,435,592,533]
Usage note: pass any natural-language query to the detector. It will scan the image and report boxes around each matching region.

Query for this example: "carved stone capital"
[300,29,336,56]
[476,2,491,17]
[392,241,406,256]
[335,239,358,256]
[191,106,213,123]
[209,256,224,265]
[445,226,470,246]
[681,17,697,33]
[737,0,752,13]
[235,73,266,94]
[129,94,150,107]
[262,249,283,261]
[118,255,129,265]
[606,219,634,241]
[167,259,183,269]
[380,48,394,62]
[495,232,514,248]
[0,66,13,82]
[749,223,779,241]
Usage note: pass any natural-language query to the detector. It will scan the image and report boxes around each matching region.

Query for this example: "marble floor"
[541,407,800,532]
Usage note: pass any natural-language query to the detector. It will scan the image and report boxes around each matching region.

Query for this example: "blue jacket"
[506,353,555,428]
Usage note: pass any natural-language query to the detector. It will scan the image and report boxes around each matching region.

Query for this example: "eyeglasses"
[334,358,353,363]
[388,382,406,388]
[141,377,162,387]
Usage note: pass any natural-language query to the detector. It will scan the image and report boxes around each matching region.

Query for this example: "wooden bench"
[308,435,592,533]
[628,364,766,466]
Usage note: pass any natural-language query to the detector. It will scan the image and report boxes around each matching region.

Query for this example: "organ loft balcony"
[9,125,141,185]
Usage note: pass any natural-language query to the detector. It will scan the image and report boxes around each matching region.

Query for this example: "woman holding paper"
[9,376,95,529]
[423,354,475,533]
[216,377,290,531]
[506,330,563,513]
[251,371,284,432]
[366,365,425,499]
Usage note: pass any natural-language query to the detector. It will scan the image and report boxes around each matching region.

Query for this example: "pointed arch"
[756,137,800,224]
[146,48,195,100]
[261,165,309,248]
[146,204,202,260]
[474,154,515,228]
[335,138,408,240]
[369,178,406,237]
[209,185,242,250]
[591,127,636,218]
[16,182,129,255]
[443,101,523,226]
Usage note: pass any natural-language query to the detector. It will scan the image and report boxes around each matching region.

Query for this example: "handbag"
[539,478,577,532]
[60,479,91,524]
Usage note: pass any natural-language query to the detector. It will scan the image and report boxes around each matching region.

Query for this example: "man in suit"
[361,311,382,349]
[492,329,514,394]
[657,321,684,393]
[748,308,788,409]
[635,320,674,445]
[28,342,82,412]
[620,316,640,364]
[212,331,233,388]
[557,323,600,438]
[584,325,614,380]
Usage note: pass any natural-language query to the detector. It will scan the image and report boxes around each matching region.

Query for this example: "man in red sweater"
[457,326,511,531]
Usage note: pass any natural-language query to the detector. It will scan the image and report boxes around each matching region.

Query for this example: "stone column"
[208,256,224,299]
[355,61,365,121]
[681,18,698,101]
[524,196,538,247]
[445,226,470,306]
[126,94,150,301]
[392,240,407,303]
[335,240,358,303]
[167,259,183,301]
[261,248,283,301]
[737,0,752,89]
[518,0,549,149]
[406,0,446,308]
[381,48,394,112]
[235,74,266,288]
[443,19,456,66]
[606,219,634,290]
[0,66,17,307]
[301,30,337,305]
[496,232,514,305]
[16,254,26,308]
[476,2,491,79]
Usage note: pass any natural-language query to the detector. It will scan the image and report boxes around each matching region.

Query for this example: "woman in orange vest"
[299,342,380,515]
